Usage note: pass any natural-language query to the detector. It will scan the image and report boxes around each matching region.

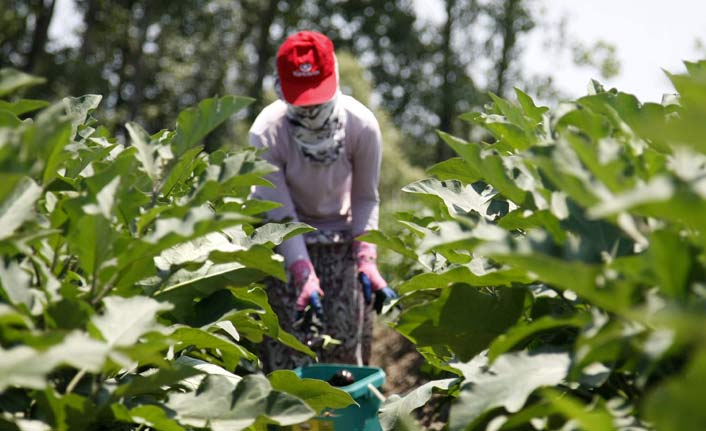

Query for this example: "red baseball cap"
[276,30,338,106]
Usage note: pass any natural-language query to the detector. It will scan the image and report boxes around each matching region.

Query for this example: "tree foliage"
[0,0,606,166]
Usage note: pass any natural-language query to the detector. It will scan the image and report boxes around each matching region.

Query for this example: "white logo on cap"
[293,62,321,77]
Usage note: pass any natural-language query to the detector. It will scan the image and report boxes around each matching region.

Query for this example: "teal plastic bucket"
[292,364,385,431]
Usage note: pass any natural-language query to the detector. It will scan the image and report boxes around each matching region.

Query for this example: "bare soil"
[370,321,449,430]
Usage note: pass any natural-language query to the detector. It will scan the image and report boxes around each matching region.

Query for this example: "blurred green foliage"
[1,0,616,167]
[370,61,706,430]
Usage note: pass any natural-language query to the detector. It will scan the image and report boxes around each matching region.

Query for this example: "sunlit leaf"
[92,296,172,347]
[0,69,46,96]
[167,374,314,431]
[172,96,253,156]
[268,370,356,413]
[395,284,525,361]
[379,378,457,431]
[0,177,42,240]
[449,352,571,430]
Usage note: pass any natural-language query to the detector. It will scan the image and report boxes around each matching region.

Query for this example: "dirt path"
[369,321,449,429]
[370,322,427,395]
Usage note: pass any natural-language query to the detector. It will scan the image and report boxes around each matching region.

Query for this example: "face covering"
[275,77,346,165]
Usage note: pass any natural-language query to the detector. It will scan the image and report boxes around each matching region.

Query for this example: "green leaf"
[44,331,109,373]
[0,303,33,328]
[449,352,571,430]
[126,122,159,181]
[268,370,356,413]
[498,209,566,243]
[92,296,172,347]
[172,96,253,157]
[647,229,691,299]
[130,405,185,431]
[460,110,534,151]
[438,132,530,205]
[169,326,255,364]
[482,251,623,311]
[487,314,590,362]
[229,287,315,358]
[160,145,204,197]
[228,245,286,281]
[395,285,525,361]
[587,176,674,219]
[0,99,49,116]
[357,230,418,260]
[114,364,203,398]
[62,95,102,131]
[82,176,120,220]
[154,226,289,282]
[0,177,42,240]
[427,158,482,184]
[217,149,277,191]
[167,374,314,431]
[542,389,617,431]
[644,350,706,431]
[397,264,531,294]
[18,103,73,186]
[488,92,537,135]
[403,179,495,219]
[0,333,108,392]
[379,378,457,431]
[0,69,46,96]
[174,356,243,390]
[0,346,54,390]
[0,260,34,313]
[514,88,549,123]
[0,109,22,127]
[68,214,114,277]
[248,222,315,247]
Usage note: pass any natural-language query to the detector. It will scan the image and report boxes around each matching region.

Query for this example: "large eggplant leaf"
[167,374,314,431]
[92,296,172,348]
[129,405,185,431]
[449,352,571,430]
[403,179,496,220]
[542,389,617,431]
[172,96,252,157]
[427,157,482,184]
[0,177,42,240]
[396,262,532,294]
[395,284,525,361]
[268,370,356,413]
[487,314,590,362]
[379,378,457,431]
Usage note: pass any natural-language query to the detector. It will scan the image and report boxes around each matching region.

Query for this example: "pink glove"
[353,241,387,292]
[290,259,324,311]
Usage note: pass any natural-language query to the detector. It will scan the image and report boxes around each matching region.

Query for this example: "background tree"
[0,0,617,163]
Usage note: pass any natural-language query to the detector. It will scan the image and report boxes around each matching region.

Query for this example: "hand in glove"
[354,241,397,313]
[290,259,324,322]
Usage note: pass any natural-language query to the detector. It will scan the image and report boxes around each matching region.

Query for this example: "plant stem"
[66,368,87,394]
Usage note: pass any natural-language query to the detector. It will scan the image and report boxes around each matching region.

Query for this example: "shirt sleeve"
[350,117,382,236]
[249,130,310,266]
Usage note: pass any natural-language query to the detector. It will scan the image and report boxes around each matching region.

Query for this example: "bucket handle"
[367,383,386,403]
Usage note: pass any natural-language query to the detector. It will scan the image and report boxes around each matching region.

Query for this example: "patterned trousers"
[260,235,374,372]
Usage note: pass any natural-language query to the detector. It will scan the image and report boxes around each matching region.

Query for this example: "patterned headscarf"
[274,75,346,165]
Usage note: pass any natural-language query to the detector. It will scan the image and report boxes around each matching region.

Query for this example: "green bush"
[372,61,706,431]
[0,68,354,430]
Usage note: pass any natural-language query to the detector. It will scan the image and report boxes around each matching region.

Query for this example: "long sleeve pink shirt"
[249,95,382,265]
